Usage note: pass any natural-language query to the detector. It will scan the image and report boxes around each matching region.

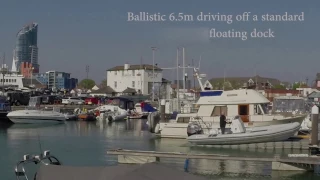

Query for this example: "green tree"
[292,82,302,90]
[100,79,108,88]
[79,79,96,89]
[274,84,286,89]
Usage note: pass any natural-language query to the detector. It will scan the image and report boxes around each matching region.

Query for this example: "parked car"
[41,95,60,104]
[85,97,99,105]
[61,97,85,105]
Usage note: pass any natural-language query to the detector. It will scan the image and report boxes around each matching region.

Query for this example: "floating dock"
[107,149,320,173]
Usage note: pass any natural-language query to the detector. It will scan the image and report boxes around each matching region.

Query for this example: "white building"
[107,63,163,95]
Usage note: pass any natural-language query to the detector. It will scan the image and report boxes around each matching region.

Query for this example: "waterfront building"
[11,22,40,75]
[0,64,44,89]
[107,63,164,95]
[36,71,78,90]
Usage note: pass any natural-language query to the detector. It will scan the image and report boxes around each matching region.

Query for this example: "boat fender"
[107,115,113,122]
[209,129,218,136]
[187,122,203,136]
[307,120,312,128]
[184,158,189,172]
[74,108,81,114]
[154,123,160,134]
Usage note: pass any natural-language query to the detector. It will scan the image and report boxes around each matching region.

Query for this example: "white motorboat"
[7,96,66,124]
[95,97,134,122]
[64,112,78,121]
[273,95,311,131]
[187,116,301,145]
[152,68,306,138]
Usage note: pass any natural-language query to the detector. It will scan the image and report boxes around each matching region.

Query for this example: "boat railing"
[15,150,61,180]
[189,113,305,123]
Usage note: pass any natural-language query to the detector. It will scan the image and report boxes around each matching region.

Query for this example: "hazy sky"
[0,0,319,84]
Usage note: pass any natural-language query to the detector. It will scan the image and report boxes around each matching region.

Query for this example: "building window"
[114,81,117,88]
[132,81,135,88]
[132,70,135,76]
[114,71,117,75]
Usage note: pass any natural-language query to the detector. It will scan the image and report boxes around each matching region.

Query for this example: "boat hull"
[158,115,305,138]
[188,122,301,145]
[7,110,66,124]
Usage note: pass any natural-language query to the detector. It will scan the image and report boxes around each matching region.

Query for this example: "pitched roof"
[122,87,137,93]
[308,91,320,98]
[209,75,282,89]
[107,64,162,71]
[22,78,46,88]
[90,86,115,94]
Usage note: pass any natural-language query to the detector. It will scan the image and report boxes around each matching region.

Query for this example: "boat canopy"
[197,89,269,105]
[140,102,157,112]
[273,96,306,113]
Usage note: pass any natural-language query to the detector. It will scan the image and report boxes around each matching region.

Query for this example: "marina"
[0,1,319,179]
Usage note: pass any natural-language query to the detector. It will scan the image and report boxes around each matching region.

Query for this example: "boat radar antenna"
[193,68,205,91]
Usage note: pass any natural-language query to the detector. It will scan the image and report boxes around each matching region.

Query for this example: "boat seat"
[230,116,246,133]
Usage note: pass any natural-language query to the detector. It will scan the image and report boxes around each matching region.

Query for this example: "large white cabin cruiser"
[7,96,66,124]
[153,69,306,138]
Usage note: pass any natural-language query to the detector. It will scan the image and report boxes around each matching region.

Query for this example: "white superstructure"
[107,63,163,95]
[0,64,24,88]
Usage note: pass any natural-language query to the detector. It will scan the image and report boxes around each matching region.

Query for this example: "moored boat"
[7,96,66,124]
[152,68,306,138]
[187,116,301,145]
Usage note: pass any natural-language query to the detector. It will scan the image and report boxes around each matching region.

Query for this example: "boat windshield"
[273,98,306,113]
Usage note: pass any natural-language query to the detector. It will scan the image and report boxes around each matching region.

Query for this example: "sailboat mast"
[182,47,185,91]
[176,48,180,111]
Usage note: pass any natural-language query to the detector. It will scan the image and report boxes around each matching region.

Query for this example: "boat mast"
[176,48,180,111]
[223,66,225,90]
[182,47,185,91]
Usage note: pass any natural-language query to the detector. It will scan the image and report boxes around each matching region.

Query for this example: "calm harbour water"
[0,120,319,180]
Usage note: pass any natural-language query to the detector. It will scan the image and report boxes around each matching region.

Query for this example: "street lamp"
[151,47,157,101]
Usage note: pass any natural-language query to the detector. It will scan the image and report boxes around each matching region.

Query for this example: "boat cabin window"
[260,104,268,114]
[119,101,126,109]
[177,117,190,123]
[211,106,227,116]
[254,104,263,115]
[127,101,134,110]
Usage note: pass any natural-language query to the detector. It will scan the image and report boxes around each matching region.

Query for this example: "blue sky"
[0,0,319,84]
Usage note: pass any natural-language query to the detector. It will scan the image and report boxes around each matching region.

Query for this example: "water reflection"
[0,121,318,179]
